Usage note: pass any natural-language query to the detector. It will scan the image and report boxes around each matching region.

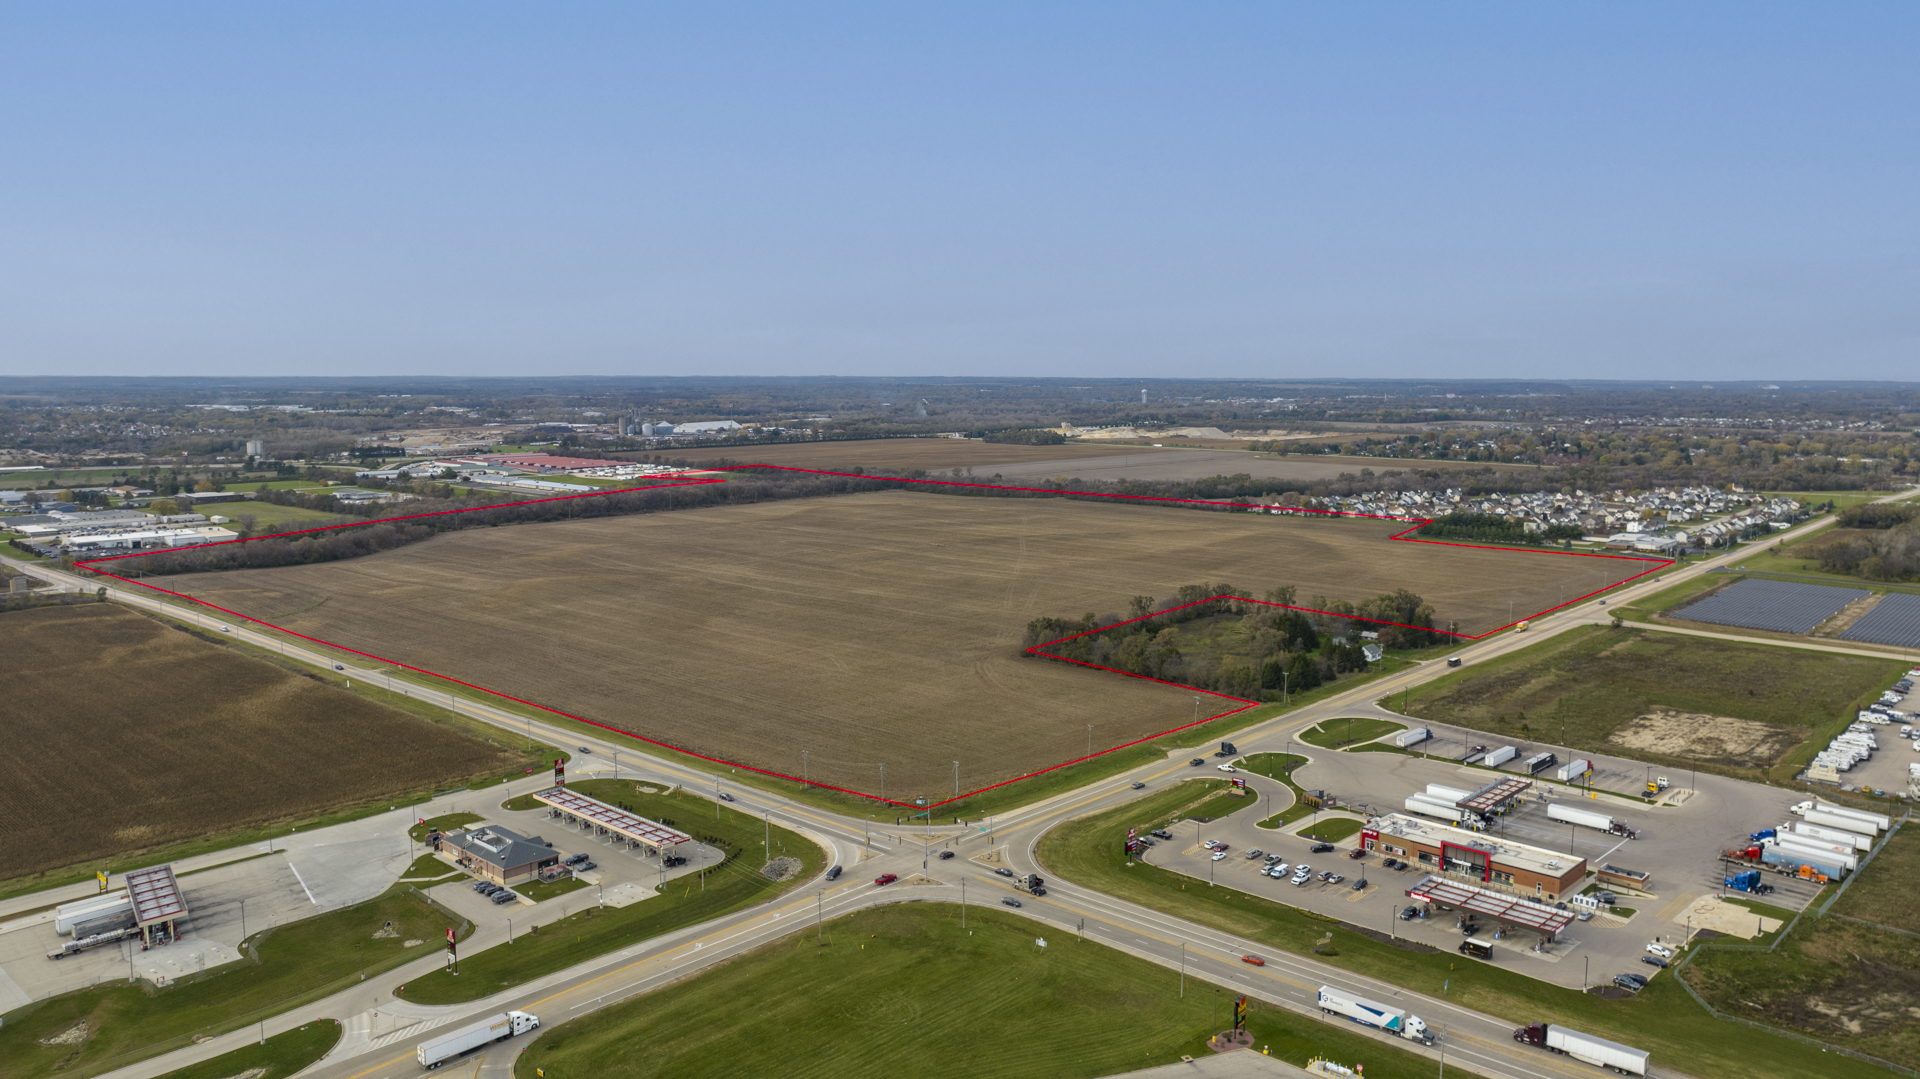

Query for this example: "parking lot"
[1140,726,1853,993]
[1833,665,1920,796]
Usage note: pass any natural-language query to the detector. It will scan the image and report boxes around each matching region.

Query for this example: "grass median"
[1036,784,1892,1079]
[151,1020,340,1079]
[395,778,824,1005]
[0,889,462,1079]
[1299,718,1404,748]
[514,903,1484,1079]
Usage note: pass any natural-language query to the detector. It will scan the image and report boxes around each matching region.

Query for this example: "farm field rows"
[0,604,522,883]
[988,449,1528,484]
[678,437,1163,472]
[175,490,1652,802]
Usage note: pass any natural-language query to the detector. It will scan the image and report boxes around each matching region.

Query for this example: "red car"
[873,873,898,886]
[1241,954,1266,967]
[1348,848,1367,859]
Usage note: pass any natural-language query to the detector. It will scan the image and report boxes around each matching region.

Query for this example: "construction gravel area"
[179,491,1651,799]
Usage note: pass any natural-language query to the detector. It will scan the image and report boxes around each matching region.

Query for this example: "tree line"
[1414,512,1582,546]
[95,471,900,577]
[1814,503,1920,581]
[1022,582,1450,700]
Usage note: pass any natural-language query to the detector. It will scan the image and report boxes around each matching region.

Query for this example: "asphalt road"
[4,489,1911,1079]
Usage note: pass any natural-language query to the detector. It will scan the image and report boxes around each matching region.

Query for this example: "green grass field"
[1828,825,1920,934]
[1384,624,1904,782]
[514,904,1484,1079]
[0,890,462,1079]
[1297,818,1364,844]
[409,812,483,842]
[396,778,824,1005]
[1299,717,1404,748]
[517,875,589,903]
[1035,784,1892,1079]
[150,1020,340,1079]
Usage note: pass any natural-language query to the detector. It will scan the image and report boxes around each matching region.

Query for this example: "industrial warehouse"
[1361,814,1588,901]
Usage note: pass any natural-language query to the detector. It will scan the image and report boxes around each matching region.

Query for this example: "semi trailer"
[1547,802,1637,838]
[1392,727,1432,748]
[1793,801,1889,832]
[1791,821,1872,852]
[1512,1022,1649,1075]
[1799,807,1880,837]
[1554,758,1593,782]
[417,1011,540,1070]
[1425,784,1472,803]
[1404,795,1471,824]
[1317,986,1434,1044]
[1483,746,1518,768]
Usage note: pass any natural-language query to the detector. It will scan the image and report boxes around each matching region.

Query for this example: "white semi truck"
[1317,986,1434,1044]
[1403,795,1471,824]
[1547,802,1637,839]
[1793,801,1889,833]
[417,1011,540,1070]
[1512,1021,1649,1075]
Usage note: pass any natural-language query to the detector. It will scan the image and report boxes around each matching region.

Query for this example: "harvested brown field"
[0,604,521,881]
[1605,708,1806,770]
[180,490,1651,801]
[674,438,1162,473]
[987,450,1524,485]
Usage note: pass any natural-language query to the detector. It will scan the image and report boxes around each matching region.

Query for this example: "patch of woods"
[1808,503,1920,581]
[979,428,1067,445]
[93,470,899,577]
[1413,511,1582,546]
[1022,583,1450,700]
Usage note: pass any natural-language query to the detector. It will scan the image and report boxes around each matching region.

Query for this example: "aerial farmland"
[177,488,1653,801]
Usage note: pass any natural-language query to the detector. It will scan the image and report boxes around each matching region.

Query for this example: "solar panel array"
[1840,592,1920,648]
[1677,577,1870,634]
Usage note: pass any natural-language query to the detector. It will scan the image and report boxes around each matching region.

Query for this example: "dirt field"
[0,604,520,881]
[674,438,1163,473]
[986,451,1525,484]
[178,491,1651,800]
[1606,708,1807,770]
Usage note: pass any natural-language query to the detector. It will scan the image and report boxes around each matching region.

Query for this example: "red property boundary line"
[69,465,1673,812]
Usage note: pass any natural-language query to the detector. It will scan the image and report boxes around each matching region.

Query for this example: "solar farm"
[1841,592,1920,648]
[1676,577,1869,634]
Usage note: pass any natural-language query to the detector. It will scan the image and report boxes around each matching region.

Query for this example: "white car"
[1216,764,1237,773]
[1271,862,1290,876]
[1290,866,1313,885]
[1646,942,1674,959]
[1211,851,1227,861]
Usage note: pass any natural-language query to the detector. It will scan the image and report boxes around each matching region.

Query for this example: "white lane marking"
[288,862,318,905]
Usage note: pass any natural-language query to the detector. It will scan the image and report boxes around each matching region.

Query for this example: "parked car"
[564,853,589,866]
[1241,954,1266,967]
[1270,862,1290,876]
[1135,837,1155,846]
[1151,830,1173,840]
[1211,851,1227,861]
[996,867,1015,878]
[1002,897,1022,908]
[938,850,954,859]
[1641,955,1668,969]
[1290,866,1312,884]
[1310,843,1335,854]
[1615,973,1648,991]
[1245,849,1264,859]
[1645,942,1674,959]
[825,865,842,880]
[1323,872,1345,884]
[1347,848,1366,859]
[1400,906,1421,921]
[874,873,898,886]
[491,890,517,904]
[574,861,596,873]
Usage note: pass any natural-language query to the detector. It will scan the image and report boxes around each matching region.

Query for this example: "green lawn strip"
[1237,753,1322,829]
[1036,786,1887,1079]
[513,904,1486,1079]
[1763,490,1899,514]
[149,1020,341,1079]
[1299,818,1365,844]
[409,812,483,843]
[0,890,464,1079]
[1683,913,1917,1069]
[396,779,823,1005]
[400,852,451,878]
[1185,785,1262,823]
[1299,718,1404,749]
[1828,825,1920,934]
[1381,624,1904,785]
[516,876,589,903]
[1350,743,1410,755]
[1608,906,1638,919]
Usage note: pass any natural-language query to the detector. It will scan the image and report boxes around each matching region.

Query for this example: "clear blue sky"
[3,4,1915,379]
